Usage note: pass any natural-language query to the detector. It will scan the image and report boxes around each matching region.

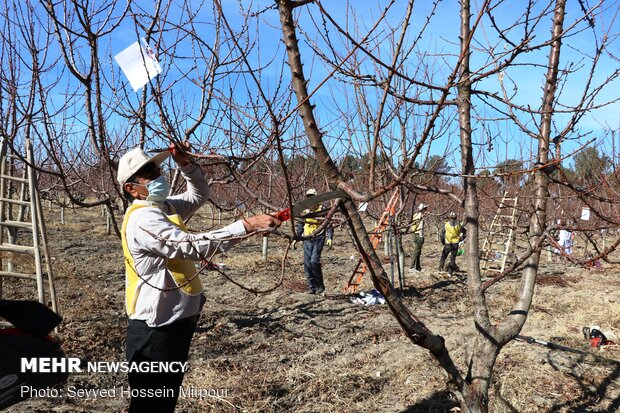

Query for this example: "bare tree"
[1,0,619,410]
[275,0,619,411]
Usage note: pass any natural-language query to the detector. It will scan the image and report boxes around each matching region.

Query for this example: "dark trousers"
[410,234,424,270]
[439,243,459,273]
[126,315,198,413]
[303,236,325,291]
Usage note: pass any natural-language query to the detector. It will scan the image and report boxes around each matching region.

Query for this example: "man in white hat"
[292,188,333,294]
[118,143,280,412]
[409,203,427,272]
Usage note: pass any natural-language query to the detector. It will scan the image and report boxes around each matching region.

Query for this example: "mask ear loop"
[130,182,149,197]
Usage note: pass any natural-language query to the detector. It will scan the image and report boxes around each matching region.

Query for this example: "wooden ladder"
[343,189,400,294]
[481,191,518,274]
[0,138,57,326]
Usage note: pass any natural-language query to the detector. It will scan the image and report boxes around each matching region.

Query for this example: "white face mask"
[145,176,170,202]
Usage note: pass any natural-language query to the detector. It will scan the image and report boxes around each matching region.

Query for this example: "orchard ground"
[3,205,620,413]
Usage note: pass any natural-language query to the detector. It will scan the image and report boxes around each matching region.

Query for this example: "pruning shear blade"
[274,190,349,222]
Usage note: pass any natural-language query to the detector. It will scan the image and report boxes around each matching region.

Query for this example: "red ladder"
[343,189,399,294]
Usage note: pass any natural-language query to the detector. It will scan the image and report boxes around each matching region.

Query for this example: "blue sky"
[26,0,620,173]
[206,0,620,170]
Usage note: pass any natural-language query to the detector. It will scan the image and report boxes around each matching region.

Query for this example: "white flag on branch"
[114,39,162,92]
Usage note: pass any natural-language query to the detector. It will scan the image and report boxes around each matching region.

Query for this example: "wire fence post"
[261,236,268,262]
[397,231,405,289]
[106,208,111,235]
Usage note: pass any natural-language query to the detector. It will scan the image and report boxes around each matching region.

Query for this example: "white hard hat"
[449,211,457,219]
[306,188,317,196]
[418,203,427,211]
[117,147,170,186]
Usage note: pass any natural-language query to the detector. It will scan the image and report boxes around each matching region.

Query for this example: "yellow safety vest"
[303,204,324,236]
[444,221,462,244]
[121,203,203,316]
[410,212,423,234]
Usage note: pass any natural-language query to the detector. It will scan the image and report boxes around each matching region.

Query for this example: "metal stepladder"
[480,191,518,275]
[343,189,400,294]
[0,138,57,326]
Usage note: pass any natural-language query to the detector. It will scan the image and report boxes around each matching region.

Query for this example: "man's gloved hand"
[326,239,333,248]
[292,240,298,250]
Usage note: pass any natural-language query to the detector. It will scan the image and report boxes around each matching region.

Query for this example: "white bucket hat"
[117,147,170,185]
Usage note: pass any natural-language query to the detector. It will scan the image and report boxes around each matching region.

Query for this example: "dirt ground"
[3,205,620,413]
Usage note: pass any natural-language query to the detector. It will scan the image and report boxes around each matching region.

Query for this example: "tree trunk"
[459,1,567,411]
[495,0,566,343]
[276,0,464,385]
[456,0,497,410]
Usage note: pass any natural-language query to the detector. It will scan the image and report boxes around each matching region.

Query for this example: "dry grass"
[3,205,620,412]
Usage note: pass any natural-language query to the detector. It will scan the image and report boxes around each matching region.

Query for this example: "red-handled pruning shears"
[272,190,349,222]
[274,208,291,221]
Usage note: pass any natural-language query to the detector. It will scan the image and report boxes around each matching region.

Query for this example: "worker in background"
[556,219,575,257]
[409,203,428,272]
[292,188,334,294]
[438,211,466,275]
[118,143,280,412]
